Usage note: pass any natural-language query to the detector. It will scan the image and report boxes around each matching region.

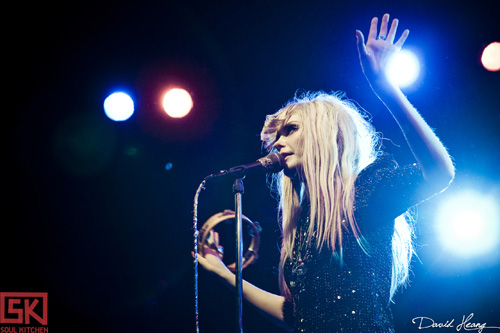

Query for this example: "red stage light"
[162,88,193,118]
[481,42,500,72]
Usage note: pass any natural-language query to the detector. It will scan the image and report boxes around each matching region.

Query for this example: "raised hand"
[355,14,455,189]
[356,13,409,92]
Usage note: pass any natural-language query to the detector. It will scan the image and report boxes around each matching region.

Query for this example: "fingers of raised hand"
[378,13,390,40]
[386,17,399,43]
[368,13,408,48]
[356,30,367,54]
[367,14,389,41]
[394,29,410,48]
[367,16,378,41]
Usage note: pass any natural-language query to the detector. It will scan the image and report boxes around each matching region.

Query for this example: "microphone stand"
[232,178,244,333]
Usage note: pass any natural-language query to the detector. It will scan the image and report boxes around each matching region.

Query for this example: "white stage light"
[386,49,421,88]
[103,92,135,122]
[435,190,499,258]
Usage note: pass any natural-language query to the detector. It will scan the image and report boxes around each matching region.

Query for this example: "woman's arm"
[356,14,455,190]
[196,242,289,329]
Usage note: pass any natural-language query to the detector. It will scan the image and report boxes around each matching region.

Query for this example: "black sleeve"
[354,154,442,224]
[282,299,295,330]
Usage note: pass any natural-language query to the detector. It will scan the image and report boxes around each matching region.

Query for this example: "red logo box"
[0,292,48,325]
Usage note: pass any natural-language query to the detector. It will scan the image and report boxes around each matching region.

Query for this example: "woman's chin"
[283,167,296,178]
[283,166,302,180]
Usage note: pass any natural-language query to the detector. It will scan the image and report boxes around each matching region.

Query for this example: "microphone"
[204,153,285,182]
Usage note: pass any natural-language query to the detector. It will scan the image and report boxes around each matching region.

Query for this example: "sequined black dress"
[282,154,437,333]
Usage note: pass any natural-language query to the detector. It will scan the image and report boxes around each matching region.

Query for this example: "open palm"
[356,14,409,89]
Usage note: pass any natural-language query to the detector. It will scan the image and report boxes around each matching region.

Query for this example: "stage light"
[481,42,500,72]
[162,88,193,118]
[386,49,420,88]
[103,92,135,121]
[435,190,499,259]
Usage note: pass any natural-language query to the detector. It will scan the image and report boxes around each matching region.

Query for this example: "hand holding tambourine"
[197,210,261,272]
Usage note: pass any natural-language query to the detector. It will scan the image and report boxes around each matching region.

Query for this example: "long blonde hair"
[261,91,413,301]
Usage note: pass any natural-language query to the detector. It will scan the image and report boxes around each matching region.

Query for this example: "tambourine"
[198,209,261,271]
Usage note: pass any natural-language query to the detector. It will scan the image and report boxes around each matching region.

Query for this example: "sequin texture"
[282,154,438,332]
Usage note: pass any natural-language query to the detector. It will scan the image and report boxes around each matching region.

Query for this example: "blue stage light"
[104,92,135,121]
[435,190,499,258]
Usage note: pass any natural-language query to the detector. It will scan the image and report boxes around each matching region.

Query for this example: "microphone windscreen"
[258,153,285,173]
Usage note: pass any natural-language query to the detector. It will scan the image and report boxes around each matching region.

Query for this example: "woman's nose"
[273,137,284,152]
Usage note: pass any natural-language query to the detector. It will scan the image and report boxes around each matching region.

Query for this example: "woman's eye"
[284,125,298,135]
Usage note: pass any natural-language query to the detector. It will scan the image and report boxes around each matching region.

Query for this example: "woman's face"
[273,113,304,178]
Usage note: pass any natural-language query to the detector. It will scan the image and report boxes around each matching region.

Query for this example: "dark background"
[4,0,499,332]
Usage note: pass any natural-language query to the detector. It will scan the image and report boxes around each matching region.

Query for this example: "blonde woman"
[197,14,454,332]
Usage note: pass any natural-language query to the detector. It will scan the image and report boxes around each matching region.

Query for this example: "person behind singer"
[196,13,454,332]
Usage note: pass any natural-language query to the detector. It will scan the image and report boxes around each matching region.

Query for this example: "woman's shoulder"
[354,151,436,218]
[357,153,398,179]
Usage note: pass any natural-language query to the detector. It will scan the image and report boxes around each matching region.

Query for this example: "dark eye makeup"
[282,123,298,136]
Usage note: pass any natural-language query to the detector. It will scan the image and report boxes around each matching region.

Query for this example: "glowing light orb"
[481,42,500,72]
[386,50,421,88]
[162,88,193,118]
[436,190,499,258]
[103,92,134,121]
